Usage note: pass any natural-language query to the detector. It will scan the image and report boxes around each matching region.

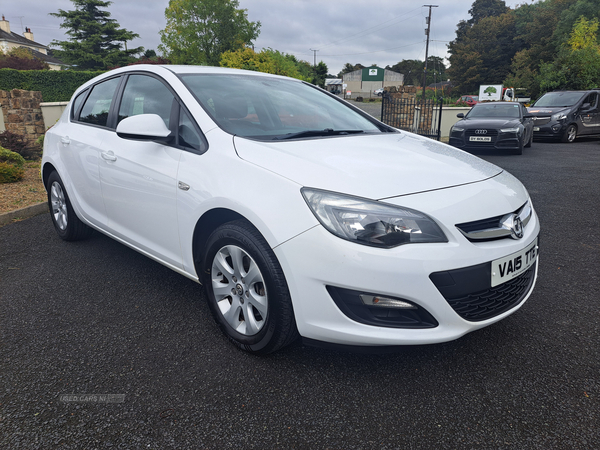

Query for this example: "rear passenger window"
[118,75,175,127]
[79,77,121,127]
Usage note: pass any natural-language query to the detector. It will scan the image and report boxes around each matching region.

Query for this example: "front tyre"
[203,220,299,354]
[513,138,523,155]
[46,171,93,241]
[562,124,577,143]
[524,131,533,148]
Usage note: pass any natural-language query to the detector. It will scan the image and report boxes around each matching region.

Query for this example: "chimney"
[24,27,34,41]
[0,15,10,34]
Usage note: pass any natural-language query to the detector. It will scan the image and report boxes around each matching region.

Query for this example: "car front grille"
[465,129,499,137]
[431,262,536,322]
[533,117,551,126]
[455,202,532,242]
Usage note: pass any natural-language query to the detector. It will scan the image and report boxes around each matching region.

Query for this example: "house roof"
[27,48,67,66]
[0,29,48,50]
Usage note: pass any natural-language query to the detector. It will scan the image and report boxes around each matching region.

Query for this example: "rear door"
[97,73,184,268]
[60,76,123,228]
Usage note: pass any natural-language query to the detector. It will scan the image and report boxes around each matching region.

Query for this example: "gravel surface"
[1,138,599,449]
[0,162,46,214]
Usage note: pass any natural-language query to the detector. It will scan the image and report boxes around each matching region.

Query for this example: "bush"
[0,161,25,183]
[0,68,105,102]
[0,130,39,160]
[0,130,27,154]
[0,146,26,167]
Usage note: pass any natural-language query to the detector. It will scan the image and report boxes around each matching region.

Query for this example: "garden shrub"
[0,130,40,160]
[0,161,25,183]
[0,146,26,167]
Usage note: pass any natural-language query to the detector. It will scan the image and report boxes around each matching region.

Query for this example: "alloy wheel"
[211,245,268,336]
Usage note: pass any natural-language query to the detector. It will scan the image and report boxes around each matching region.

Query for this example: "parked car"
[449,101,534,154]
[42,65,540,354]
[374,88,384,96]
[527,89,600,143]
[456,95,479,106]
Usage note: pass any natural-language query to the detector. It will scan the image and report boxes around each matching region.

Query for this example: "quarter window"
[178,106,202,151]
[79,77,121,127]
[118,75,175,127]
[71,90,87,120]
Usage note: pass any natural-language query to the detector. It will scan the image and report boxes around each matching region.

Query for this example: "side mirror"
[116,114,172,142]
[456,113,465,118]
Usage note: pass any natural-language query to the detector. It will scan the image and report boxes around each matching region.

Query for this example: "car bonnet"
[460,117,523,127]
[233,132,503,199]
[527,106,570,116]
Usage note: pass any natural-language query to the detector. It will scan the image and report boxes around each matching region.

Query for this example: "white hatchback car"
[42,65,540,354]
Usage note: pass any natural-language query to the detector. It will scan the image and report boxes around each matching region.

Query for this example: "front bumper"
[531,118,566,140]
[274,179,540,347]
[449,131,523,150]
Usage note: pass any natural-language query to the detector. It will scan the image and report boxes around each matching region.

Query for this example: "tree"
[448,1,518,94]
[537,16,600,92]
[220,47,312,81]
[386,57,447,87]
[50,0,143,70]
[159,0,260,66]
[337,63,364,78]
[467,0,508,25]
[0,48,50,70]
[313,61,329,88]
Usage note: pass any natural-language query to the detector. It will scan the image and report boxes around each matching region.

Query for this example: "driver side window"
[118,75,176,127]
[585,93,598,109]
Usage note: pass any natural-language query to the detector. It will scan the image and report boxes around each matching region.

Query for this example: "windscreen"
[466,103,521,119]
[179,74,384,140]
[533,92,585,108]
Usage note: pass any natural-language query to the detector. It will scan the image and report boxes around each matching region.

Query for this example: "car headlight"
[301,188,448,248]
[551,112,568,121]
[500,127,520,133]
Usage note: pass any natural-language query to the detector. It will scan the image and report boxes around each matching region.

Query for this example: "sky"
[1,0,526,75]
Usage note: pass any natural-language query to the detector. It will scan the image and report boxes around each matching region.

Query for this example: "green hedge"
[0,69,105,102]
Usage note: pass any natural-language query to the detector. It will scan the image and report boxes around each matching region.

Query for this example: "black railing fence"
[381,95,444,141]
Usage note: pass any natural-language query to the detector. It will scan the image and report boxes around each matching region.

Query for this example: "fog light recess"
[326,286,438,329]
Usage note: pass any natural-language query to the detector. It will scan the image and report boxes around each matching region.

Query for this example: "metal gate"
[380,96,443,140]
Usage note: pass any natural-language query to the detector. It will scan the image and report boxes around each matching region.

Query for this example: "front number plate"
[533,127,540,131]
[491,237,538,287]
[469,136,491,142]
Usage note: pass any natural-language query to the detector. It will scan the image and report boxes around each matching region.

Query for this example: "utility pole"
[421,5,438,99]
[310,49,318,67]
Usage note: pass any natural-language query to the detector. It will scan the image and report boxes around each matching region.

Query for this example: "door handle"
[101,151,117,161]
[61,136,70,145]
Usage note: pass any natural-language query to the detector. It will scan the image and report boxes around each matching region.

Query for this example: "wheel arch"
[192,207,249,279]
[41,162,58,190]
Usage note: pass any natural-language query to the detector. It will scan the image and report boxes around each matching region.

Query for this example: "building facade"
[0,16,66,70]
[342,66,404,94]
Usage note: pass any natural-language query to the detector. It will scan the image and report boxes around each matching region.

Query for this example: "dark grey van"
[528,89,600,143]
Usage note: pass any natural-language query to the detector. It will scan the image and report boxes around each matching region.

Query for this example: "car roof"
[473,101,521,105]
[69,64,303,101]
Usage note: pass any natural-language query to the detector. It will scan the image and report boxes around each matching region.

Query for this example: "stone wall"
[0,89,45,145]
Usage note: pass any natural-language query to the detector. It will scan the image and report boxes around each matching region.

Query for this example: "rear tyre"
[46,171,93,241]
[203,220,299,354]
[561,124,577,143]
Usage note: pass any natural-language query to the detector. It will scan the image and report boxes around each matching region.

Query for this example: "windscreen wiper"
[272,129,365,140]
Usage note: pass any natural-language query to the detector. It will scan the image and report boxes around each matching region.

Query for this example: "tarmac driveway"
[1,138,598,449]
